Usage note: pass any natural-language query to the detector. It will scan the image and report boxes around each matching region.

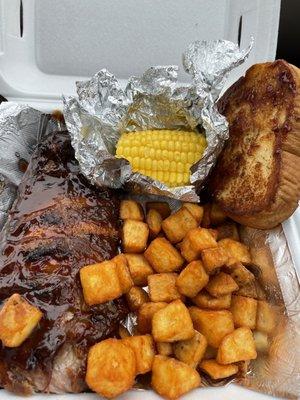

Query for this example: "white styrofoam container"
[0,0,299,399]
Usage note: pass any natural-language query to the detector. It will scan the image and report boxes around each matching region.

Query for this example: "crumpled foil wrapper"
[0,102,60,230]
[0,105,299,398]
[63,39,252,201]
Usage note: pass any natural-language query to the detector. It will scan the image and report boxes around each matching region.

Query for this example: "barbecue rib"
[0,131,128,395]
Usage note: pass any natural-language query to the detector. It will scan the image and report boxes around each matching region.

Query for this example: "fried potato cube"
[146,208,163,238]
[217,327,257,364]
[122,334,156,374]
[176,261,209,298]
[144,237,184,273]
[125,286,149,311]
[146,201,171,219]
[181,228,218,262]
[157,342,173,356]
[182,203,204,224]
[120,199,144,221]
[218,238,251,265]
[200,359,238,380]
[225,262,255,286]
[113,254,134,293]
[125,254,153,286]
[118,324,130,339]
[85,338,136,398]
[210,203,227,225]
[256,301,277,334]
[205,272,239,297]
[80,261,122,306]
[138,302,167,334]
[253,331,270,353]
[148,273,181,303]
[192,291,231,310]
[173,330,207,368]
[151,355,201,400]
[152,300,194,342]
[201,245,228,274]
[162,207,197,243]
[216,222,240,241]
[231,295,257,329]
[189,307,234,348]
[237,281,266,300]
[122,220,149,253]
[0,294,42,347]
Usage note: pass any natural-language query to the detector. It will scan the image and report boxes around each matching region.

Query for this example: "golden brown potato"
[256,300,277,334]
[253,331,270,353]
[201,245,229,274]
[216,222,240,241]
[0,293,42,347]
[152,300,194,342]
[137,302,167,334]
[146,208,163,238]
[162,207,198,243]
[85,338,136,398]
[176,261,209,298]
[181,228,218,262]
[192,291,231,310]
[189,307,234,348]
[122,220,149,253]
[118,324,131,339]
[148,273,181,303]
[225,262,255,286]
[236,280,265,300]
[151,355,201,400]
[122,334,156,375]
[210,203,227,225]
[217,327,257,364]
[173,330,207,368]
[218,238,251,265]
[120,199,144,221]
[157,342,173,356]
[125,286,149,312]
[80,261,122,306]
[113,254,134,294]
[146,201,171,219]
[144,237,184,273]
[125,254,153,286]
[199,359,238,379]
[182,203,204,224]
[205,272,239,297]
[231,295,257,329]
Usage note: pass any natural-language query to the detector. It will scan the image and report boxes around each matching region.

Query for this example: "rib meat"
[0,131,128,394]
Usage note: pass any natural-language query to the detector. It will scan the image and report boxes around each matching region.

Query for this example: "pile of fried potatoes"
[80,200,278,400]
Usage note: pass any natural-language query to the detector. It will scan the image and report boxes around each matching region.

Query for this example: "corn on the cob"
[116,130,206,187]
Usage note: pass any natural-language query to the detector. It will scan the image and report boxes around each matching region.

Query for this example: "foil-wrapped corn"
[116,130,206,187]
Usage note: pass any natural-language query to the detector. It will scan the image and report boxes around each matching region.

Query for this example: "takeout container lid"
[0,0,281,111]
[1,1,299,400]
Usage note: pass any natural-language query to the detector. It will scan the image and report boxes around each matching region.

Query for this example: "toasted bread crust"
[210,60,300,229]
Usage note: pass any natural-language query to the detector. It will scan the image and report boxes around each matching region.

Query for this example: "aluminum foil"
[0,102,60,230]
[0,104,299,398]
[63,39,252,201]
